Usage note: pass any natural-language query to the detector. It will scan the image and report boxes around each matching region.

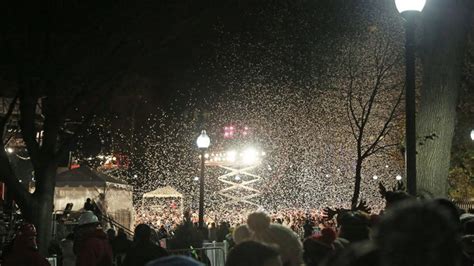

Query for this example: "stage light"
[396,175,403,181]
[242,147,258,165]
[373,175,378,180]
[227,150,237,162]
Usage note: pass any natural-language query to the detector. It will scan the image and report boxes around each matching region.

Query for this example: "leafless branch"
[0,94,18,139]
[364,143,401,158]
[19,89,41,171]
[362,82,403,158]
[53,85,117,163]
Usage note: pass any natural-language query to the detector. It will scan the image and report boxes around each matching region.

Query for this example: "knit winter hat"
[146,255,204,266]
[78,211,99,226]
[247,212,303,266]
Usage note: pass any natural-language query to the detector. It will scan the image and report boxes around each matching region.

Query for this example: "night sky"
[0,0,473,210]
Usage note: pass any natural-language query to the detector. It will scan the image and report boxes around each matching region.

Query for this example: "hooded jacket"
[75,229,113,266]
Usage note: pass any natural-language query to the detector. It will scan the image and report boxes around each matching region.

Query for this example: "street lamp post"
[196,130,210,228]
[395,0,426,196]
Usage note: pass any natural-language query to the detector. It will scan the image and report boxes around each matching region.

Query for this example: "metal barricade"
[46,256,57,266]
[203,241,228,266]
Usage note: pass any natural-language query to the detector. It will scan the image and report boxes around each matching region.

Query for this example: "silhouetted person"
[375,200,462,266]
[2,223,50,266]
[124,224,168,266]
[74,211,113,266]
[83,198,93,211]
[112,228,132,266]
[226,241,282,266]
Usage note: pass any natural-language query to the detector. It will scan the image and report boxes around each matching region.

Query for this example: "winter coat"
[2,236,50,266]
[75,229,113,266]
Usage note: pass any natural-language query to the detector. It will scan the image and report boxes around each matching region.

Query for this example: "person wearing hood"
[124,223,168,266]
[2,223,50,266]
[74,211,113,266]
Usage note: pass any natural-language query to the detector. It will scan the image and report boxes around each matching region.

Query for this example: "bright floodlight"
[471,129,474,141]
[193,176,199,181]
[395,0,426,13]
[196,130,210,149]
[6,147,14,153]
[242,147,258,165]
[373,175,379,180]
[396,175,403,181]
[227,150,237,162]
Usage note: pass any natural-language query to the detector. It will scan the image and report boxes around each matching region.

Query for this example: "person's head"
[148,255,204,265]
[430,198,462,228]
[106,228,116,240]
[86,198,91,203]
[233,224,251,244]
[338,211,370,243]
[117,228,127,238]
[375,200,462,266]
[14,223,38,250]
[134,223,151,243]
[247,212,303,266]
[384,191,411,209]
[303,228,336,266]
[226,241,282,266]
[77,211,100,232]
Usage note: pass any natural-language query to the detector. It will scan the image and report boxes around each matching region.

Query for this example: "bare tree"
[0,88,114,254]
[344,35,404,209]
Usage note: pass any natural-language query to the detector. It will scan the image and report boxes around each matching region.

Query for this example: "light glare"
[395,0,426,13]
[242,147,258,165]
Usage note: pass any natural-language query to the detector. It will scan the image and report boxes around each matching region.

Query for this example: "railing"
[51,210,134,240]
[168,246,227,266]
[101,213,134,239]
[453,200,474,212]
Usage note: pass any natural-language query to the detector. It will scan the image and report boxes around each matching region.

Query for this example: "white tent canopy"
[142,186,183,213]
[142,186,183,199]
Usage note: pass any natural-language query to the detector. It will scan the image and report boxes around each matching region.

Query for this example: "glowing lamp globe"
[471,129,474,141]
[196,130,210,149]
[395,0,426,13]
[396,175,403,181]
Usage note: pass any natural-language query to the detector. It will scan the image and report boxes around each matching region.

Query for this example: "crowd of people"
[2,190,474,266]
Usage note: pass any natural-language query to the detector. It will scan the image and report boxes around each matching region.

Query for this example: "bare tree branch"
[362,82,404,158]
[19,89,41,171]
[364,143,401,158]
[0,94,18,139]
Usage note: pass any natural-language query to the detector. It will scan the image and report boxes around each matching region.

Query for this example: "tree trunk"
[351,160,362,209]
[31,164,57,255]
[416,0,470,197]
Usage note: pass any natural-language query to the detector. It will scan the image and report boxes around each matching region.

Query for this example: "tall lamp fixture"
[395,0,426,196]
[196,130,210,228]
